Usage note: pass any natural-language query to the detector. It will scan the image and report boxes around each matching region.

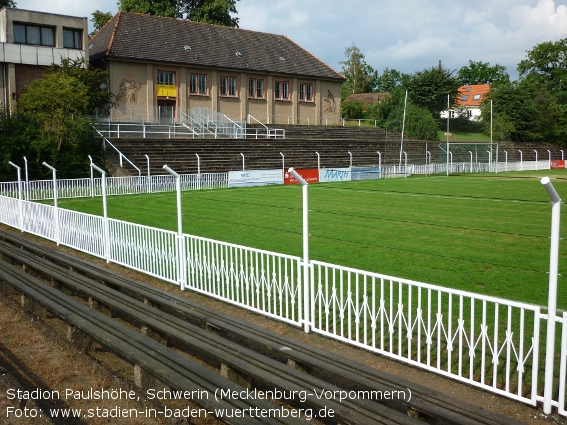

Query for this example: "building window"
[473,94,481,100]
[157,71,175,86]
[13,23,54,46]
[63,28,82,49]
[220,75,237,97]
[274,80,289,100]
[299,83,314,102]
[248,78,264,99]
[461,95,469,101]
[189,73,208,95]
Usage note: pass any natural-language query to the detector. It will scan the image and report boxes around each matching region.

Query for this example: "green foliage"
[119,0,180,17]
[457,60,510,86]
[341,101,365,119]
[182,0,239,27]
[118,0,240,26]
[401,61,461,117]
[340,44,377,99]
[0,0,16,7]
[90,10,113,36]
[375,68,402,93]
[518,38,567,95]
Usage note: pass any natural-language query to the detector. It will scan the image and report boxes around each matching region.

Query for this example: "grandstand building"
[89,11,346,125]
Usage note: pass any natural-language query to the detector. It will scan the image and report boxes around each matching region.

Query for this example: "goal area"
[438,142,499,173]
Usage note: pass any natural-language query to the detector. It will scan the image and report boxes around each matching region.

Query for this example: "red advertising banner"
[284,169,319,185]
[551,160,565,169]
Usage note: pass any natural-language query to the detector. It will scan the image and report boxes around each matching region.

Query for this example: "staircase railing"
[94,128,141,176]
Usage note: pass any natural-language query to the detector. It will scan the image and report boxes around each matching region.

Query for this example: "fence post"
[42,162,59,246]
[88,155,94,197]
[541,177,561,414]
[163,165,186,291]
[91,163,110,263]
[288,167,310,333]
[8,161,23,232]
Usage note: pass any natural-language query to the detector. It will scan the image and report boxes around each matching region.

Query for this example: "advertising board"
[228,169,283,187]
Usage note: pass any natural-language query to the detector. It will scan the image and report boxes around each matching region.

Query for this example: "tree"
[480,83,542,142]
[340,44,377,99]
[90,10,113,36]
[0,0,16,7]
[118,0,240,26]
[518,38,567,98]
[182,0,239,27]
[457,60,509,86]
[401,61,461,117]
[375,68,402,93]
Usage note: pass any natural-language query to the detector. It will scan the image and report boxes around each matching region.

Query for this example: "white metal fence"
[0,192,564,413]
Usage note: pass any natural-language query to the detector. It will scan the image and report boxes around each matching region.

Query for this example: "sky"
[14,0,567,81]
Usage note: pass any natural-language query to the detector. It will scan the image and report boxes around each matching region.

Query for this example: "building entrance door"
[157,100,176,124]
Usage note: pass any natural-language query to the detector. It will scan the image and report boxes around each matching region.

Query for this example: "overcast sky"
[15,0,567,80]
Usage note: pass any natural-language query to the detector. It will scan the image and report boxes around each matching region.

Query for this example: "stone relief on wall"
[323,90,336,113]
[117,77,141,103]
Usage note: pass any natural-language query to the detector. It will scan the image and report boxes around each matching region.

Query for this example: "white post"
[377,151,381,169]
[91,163,110,263]
[403,151,407,176]
[487,150,492,173]
[288,167,310,333]
[42,162,59,246]
[240,153,245,171]
[541,177,561,415]
[561,150,564,161]
[547,150,551,169]
[88,155,94,197]
[469,151,473,173]
[23,156,28,201]
[145,154,151,193]
[519,150,523,171]
[348,151,352,168]
[280,152,284,177]
[504,150,508,172]
[316,152,320,172]
[163,165,186,291]
[195,153,201,190]
[8,161,23,232]
[535,150,538,171]
[426,151,431,175]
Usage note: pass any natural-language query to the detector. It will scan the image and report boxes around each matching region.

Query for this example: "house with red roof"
[441,84,491,120]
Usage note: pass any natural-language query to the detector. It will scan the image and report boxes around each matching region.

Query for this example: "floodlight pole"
[42,162,60,246]
[288,167,310,333]
[8,161,23,231]
[163,165,186,291]
[541,177,561,414]
[91,163,110,263]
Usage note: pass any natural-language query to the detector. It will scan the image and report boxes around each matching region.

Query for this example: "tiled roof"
[89,11,345,81]
[343,93,391,106]
[456,84,490,107]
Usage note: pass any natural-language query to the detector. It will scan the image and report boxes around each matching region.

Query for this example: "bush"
[341,101,365,119]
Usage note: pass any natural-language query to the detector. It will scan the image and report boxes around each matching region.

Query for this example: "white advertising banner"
[319,168,352,183]
[228,169,284,187]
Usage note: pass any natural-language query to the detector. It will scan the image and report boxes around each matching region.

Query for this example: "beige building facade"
[0,7,88,111]
[90,12,344,126]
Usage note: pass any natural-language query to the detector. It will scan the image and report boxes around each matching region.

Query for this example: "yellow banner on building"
[156,84,177,98]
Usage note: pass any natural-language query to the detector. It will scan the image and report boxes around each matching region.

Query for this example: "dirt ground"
[0,229,566,425]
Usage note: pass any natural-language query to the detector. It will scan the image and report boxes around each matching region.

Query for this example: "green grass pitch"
[57,170,567,309]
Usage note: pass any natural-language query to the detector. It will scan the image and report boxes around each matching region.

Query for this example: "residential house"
[441,84,491,120]
[88,11,346,125]
[0,7,88,111]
